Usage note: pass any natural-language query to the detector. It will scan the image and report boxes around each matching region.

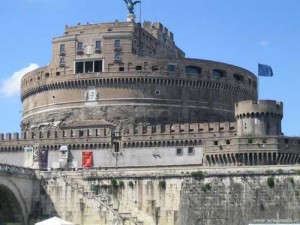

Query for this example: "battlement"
[142,21,174,41]
[0,122,237,143]
[235,100,283,118]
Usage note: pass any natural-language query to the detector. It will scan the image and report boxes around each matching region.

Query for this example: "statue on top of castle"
[123,0,141,15]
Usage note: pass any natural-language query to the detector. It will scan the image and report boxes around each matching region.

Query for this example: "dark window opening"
[213,69,226,78]
[233,74,244,82]
[136,66,143,71]
[76,62,84,73]
[56,72,60,76]
[248,139,253,144]
[114,142,120,153]
[188,147,194,155]
[285,139,289,144]
[214,141,218,146]
[262,139,267,144]
[119,67,125,72]
[85,61,93,73]
[45,73,50,78]
[94,60,103,73]
[152,66,159,71]
[226,140,231,145]
[176,148,183,156]
[167,64,176,72]
[248,78,252,85]
[185,66,202,74]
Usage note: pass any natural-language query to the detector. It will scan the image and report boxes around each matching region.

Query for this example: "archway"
[0,177,28,225]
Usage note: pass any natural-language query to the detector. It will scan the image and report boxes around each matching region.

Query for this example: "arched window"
[185,66,202,75]
[233,74,244,82]
[213,69,226,78]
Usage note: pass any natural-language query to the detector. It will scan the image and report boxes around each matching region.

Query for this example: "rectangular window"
[94,60,103,73]
[188,147,195,155]
[85,61,93,73]
[226,140,231,145]
[167,64,176,72]
[77,42,83,50]
[176,148,183,156]
[95,41,101,49]
[214,141,218,146]
[75,62,84,73]
[115,40,121,48]
[115,52,121,61]
[60,44,65,53]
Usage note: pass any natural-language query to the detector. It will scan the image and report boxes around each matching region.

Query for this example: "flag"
[258,63,273,77]
[82,151,93,168]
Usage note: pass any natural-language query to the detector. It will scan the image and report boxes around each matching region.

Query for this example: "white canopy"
[35,217,75,225]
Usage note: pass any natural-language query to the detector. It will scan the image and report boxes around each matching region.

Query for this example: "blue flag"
[258,63,273,77]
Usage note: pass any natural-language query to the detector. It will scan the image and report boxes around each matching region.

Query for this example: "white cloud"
[259,40,270,47]
[1,64,39,97]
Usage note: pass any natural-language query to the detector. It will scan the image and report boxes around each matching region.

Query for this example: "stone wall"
[34,166,300,225]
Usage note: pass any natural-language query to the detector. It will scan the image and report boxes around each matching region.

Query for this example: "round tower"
[235,100,283,136]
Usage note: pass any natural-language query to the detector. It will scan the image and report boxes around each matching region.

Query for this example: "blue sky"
[0,0,299,136]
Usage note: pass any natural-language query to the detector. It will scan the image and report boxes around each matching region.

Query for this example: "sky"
[0,0,299,136]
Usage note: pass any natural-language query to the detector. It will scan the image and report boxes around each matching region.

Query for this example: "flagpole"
[139,0,142,24]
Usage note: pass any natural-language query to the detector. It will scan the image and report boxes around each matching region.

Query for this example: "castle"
[0,8,298,169]
[1,3,300,225]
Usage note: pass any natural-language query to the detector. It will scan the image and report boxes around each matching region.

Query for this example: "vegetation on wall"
[267,176,275,188]
[128,181,134,188]
[191,171,205,180]
[159,180,166,190]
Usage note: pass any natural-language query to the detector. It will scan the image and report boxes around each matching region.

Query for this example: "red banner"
[82,151,93,168]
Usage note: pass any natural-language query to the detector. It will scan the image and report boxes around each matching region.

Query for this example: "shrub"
[296,170,300,175]
[191,171,205,180]
[159,180,166,190]
[111,179,118,188]
[267,177,275,188]
[119,180,125,189]
[202,183,212,193]
[128,181,134,188]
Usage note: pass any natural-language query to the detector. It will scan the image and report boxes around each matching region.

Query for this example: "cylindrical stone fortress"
[235,100,283,136]
[20,21,257,131]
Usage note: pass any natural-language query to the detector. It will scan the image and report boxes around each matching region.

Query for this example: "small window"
[248,139,253,144]
[115,52,122,61]
[152,66,159,71]
[176,148,183,156]
[119,67,125,72]
[262,139,267,144]
[214,141,218,146]
[233,74,244,82]
[135,66,143,71]
[56,72,60,76]
[77,42,83,50]
[95,41,101,49]
[167,64,176,72]
[60,44,65,54]
[185,66,202,74]
[114,142,120,153]
[248,78,252,85]
[226,140,231,145]
[285,139,289,144]
[45,73,50,78]
[188,147,195,155]
[115,40,121,48]
[213,69,226,78]
[59,57,65,67]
